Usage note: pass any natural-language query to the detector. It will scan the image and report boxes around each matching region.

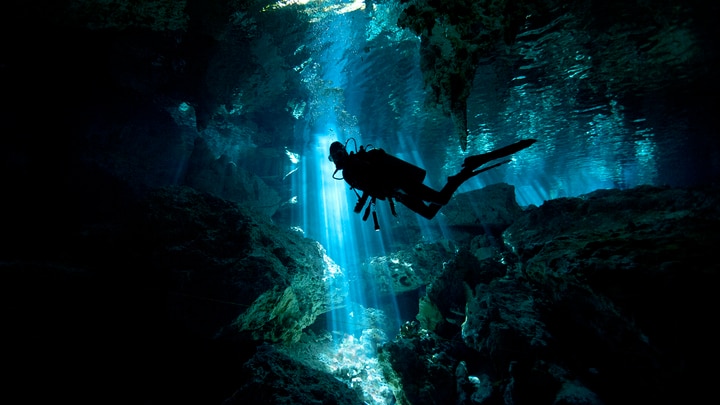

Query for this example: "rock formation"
[378,184,719,404]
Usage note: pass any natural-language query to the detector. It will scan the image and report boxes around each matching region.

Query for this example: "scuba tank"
[377,150,426,185]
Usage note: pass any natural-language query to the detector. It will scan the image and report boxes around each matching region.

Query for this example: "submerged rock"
[224,344,364,405]
[380,184,720,404]
[138,186,347,344]
[5,180,718,404]
[462,278,551,363]
[362,240,456,296]
[441,183,523,234]
[379,321,463,405]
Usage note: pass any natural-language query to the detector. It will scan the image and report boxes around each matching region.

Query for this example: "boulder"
[361,240,456,296]
[224,344,364,405]
[137,186,347,343]
[382,185,720,404]
[441,183,523,237]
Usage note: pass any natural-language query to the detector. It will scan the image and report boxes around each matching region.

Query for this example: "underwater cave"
[1,1,719,404]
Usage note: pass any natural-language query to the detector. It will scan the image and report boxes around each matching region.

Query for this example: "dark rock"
[136,186,346,343]
[441,183,523,239]
[379,322,464,405]
[462,278,551,364]
[362,240,456,296]
[224,344,364,405]
[185,137,283,217]
[499,186,720,402]
[381,185,720,404]
[1,183,350,403]
[418,248,506,335]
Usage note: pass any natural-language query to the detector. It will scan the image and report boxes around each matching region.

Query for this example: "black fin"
[463,139,537,171]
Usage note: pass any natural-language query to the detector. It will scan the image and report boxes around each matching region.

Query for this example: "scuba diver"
[328,138,536,227]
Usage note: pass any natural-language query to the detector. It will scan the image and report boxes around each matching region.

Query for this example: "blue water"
[257,2,720,403]
[284,0,718,341]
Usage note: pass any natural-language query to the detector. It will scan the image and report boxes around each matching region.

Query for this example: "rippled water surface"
[298,1,718,207]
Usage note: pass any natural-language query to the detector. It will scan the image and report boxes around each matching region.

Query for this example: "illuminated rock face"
[358,183,522,297]
[361,241,456,295]
[137,186,347,344]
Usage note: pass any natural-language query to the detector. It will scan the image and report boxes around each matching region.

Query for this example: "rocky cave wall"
[3,180,717,404]
[375,184,719,404]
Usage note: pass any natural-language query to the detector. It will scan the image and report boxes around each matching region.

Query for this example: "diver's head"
[328,141,348,168]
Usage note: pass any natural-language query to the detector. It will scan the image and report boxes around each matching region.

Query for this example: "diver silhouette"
[329,138,536,227]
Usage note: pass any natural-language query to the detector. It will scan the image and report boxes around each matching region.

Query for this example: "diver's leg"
[435,174,466,205]
[395,193,442,219]
[435,162,499,204]
[400,182,446,205]
[402,140,538,211]
[399,177,465,206]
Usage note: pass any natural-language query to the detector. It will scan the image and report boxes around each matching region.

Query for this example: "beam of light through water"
[275,3,684,402]
[286,4,403,403]
[282,3,672,402]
